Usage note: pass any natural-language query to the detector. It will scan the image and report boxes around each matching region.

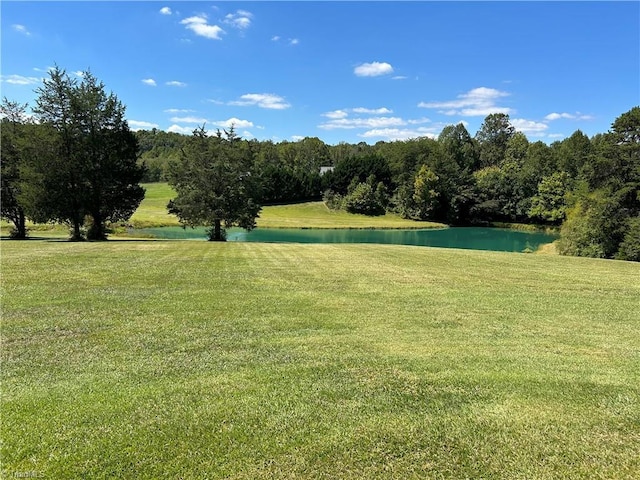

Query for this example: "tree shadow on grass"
[0,235,161,243]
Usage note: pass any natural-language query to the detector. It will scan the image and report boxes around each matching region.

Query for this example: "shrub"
[343,182,385,216]
[323,190,344,210]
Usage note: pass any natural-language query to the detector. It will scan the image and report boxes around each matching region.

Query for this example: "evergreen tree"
[167,126,262,241]
[0,98,30,238]
[30,67,145,240]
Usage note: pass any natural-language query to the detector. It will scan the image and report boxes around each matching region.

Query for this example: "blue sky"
[2,1,639,145]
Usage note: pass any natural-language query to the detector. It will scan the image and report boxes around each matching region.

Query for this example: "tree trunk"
[209,219,225,241]
[88,211,107,241]
[18,210,26,238]
[70,214,84,241]
[11,209,27,239]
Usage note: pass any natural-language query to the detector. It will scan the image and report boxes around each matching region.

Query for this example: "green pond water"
[135,226,557,253]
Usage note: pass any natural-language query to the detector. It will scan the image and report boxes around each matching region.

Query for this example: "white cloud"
[545,113,567,121]
[164,108,195,113]
[407,117,431,125]
[224,10,253,29]
[73,71,84,78]
[181,15,225,40]
[166,80,187,87]
[419,87,513,116]
[1,74,40,85]
[159,6,172,15]
[291,135,305,141]
[547,133,566,139]
[511,118,549,136]
[323,107,393,119]
[360,128,438,141]
[167,124,195,134]
[319,116,406,130]
[229,93,290,110]
[352,107,393,115]
[213,117,254,129]
[354,62,394,77]
[545,112,593,121]
[322,110,349,119]
[271,36,298,45]
[242,130,254,138]
[142,78,157,86]
[392,76,408,81]
[128,120,159,131]
[12,24,31,35]
[170,116,208,124]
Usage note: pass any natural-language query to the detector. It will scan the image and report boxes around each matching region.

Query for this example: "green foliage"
[322,189,344,210]
[412,165,440,220]
[260,164,322,204]
[6,97,639,261]
[0,98,30,238]
[616,215,640,261]
[167,126,262,241]
[438,123,479,172]
[559,107,639,259]
[558,201,607,258]
[504,131,530,166]
[472,166,507,221]
[24,67,145,240]
[528,171,571,223]
[324,154,392,195]
[558,187,635,259]
[475,113,515,168]
[135,129,190,182]
[556,130,591,179]
[343,181,385,216]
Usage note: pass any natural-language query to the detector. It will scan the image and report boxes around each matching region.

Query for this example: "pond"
[134,226,557,253]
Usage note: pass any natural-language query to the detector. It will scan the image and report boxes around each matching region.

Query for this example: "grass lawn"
[128,183,446,230]
[2,239,639,478]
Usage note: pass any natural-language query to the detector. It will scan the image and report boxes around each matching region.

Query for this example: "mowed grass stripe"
[2,240,639,479]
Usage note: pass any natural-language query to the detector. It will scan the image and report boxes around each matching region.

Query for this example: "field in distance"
[129,182,446,230]
[2,239,639,478]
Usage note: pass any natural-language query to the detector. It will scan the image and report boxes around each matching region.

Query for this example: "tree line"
[140,107,639,259]
[2,68,638,260]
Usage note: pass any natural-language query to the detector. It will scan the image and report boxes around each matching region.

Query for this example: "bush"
[558,202,606,258]
[323,190,344,210]
[343,182,385,216]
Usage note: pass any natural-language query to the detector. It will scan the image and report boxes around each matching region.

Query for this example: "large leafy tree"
[29,67,145,240]
[475,113,515,168]
[167,126,262,241]
[412,165,440,220]
[0,98,31,238]
[438,123,479,172]
[528,171,571,223]
[555,130,592,179]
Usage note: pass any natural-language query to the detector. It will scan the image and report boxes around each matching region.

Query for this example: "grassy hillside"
[129,183,445,230]
[2,240,639,478]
